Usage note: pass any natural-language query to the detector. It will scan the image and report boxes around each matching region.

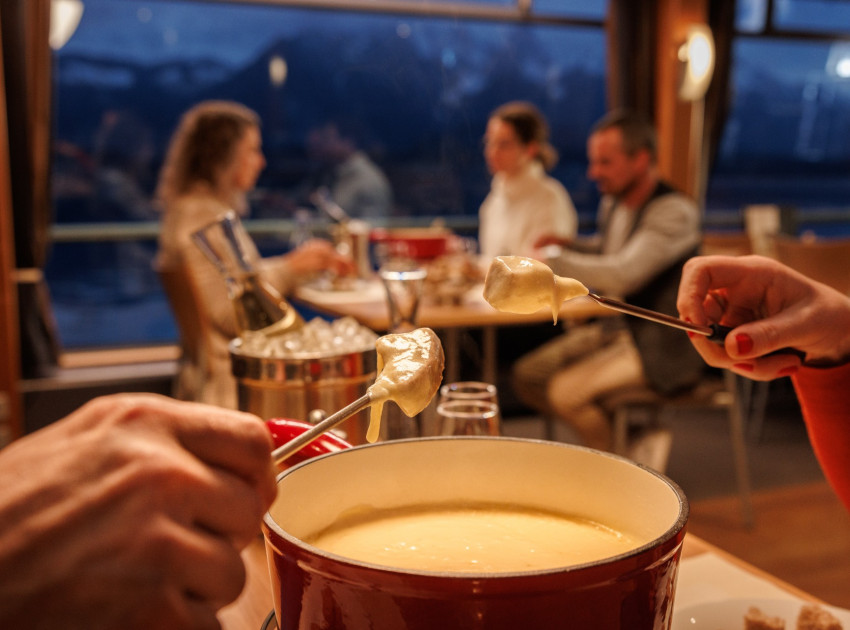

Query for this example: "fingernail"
[778,366,799,377]
[733,363,754,372]
[736,333,754,355]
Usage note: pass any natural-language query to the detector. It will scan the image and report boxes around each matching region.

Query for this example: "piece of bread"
[797,604,844,630]
[746,606,786,630]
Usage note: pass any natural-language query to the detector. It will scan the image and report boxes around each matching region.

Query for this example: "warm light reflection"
[50,0,84,50]
[269,55,288,86]
[678,24,715,101]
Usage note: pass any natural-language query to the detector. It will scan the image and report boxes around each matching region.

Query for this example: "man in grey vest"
[513,109,704,466]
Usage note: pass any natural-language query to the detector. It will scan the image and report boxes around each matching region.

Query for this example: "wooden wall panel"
[0,9,22,443]
[655,0,710,204]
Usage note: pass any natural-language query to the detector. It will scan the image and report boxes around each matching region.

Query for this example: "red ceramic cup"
[262,437,688,630]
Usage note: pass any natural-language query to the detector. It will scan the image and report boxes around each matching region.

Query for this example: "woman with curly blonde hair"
[156,100,352,408]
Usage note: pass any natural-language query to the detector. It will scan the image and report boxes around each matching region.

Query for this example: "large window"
[48,0,607,349]
[46,0,850,352]
[706,0,850,236]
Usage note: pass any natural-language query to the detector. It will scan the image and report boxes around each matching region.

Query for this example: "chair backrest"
[774,234,850,295]
[700,231,753,257]
[156,262,209,373]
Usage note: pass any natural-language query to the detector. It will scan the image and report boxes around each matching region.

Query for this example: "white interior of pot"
[267,437,686,552]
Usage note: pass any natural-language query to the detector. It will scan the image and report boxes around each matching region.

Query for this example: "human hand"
[676,255,850,380]
[286,238,356,277]
[0,393,276,630]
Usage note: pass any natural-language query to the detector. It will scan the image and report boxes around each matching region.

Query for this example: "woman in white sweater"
[478,101,578,260]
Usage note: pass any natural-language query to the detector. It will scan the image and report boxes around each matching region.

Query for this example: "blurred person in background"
[0,393,276,629]
[91,109,158,224]
[513,109,703,469]
[91,109,160,298]
[155,100,353,408]
[306,118,393,221]
[677,254,850,512]
[478,100,578,261]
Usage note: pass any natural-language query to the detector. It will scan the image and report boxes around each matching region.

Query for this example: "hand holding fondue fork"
[677,255,850,379]
[484,255,805,358]
[0,394,277,630]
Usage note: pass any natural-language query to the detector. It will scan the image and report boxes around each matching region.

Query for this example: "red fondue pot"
[263,422,688,630]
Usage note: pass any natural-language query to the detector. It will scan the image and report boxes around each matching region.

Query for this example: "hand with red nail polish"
[677,254,850,380]
[679,254,850,517]
[735,333,754,355]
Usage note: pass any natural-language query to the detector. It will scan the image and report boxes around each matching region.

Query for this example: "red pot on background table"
[370,227,450,261]
[261,427,688,630]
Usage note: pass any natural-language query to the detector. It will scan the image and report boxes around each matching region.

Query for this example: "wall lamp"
[677,24,715,101]
[50,0,84,50]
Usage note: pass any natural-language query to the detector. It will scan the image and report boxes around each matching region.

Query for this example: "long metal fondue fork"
[586,293,806,359]
[586,293,731,341]
[271,393,373,465]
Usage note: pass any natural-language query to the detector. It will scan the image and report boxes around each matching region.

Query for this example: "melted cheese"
[365,328,445,442]
[483,256,588,324]
[306,503,635,573]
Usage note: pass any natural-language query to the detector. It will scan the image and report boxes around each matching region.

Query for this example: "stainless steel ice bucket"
[229,338,377,445]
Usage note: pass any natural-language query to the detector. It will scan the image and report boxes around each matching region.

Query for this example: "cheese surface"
[306,503,635,573]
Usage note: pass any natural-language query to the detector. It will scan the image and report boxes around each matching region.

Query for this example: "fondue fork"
[586,293,806,359]
[586,293,731,341]
[272,393,372,465]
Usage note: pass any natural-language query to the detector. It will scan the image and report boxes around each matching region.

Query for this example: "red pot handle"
[265,417,353,470]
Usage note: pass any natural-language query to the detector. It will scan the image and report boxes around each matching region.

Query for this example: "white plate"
[672,598,850,629]
[296,279,384,304]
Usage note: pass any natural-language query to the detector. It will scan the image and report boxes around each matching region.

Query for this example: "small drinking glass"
[379,260,427,333]
[436,399,500,437]
[439,381,501,426]
[439,381,499,405]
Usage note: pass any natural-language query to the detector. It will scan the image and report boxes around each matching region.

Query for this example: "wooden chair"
[598,369,755,527]
[581,230,758,526]
[700,231,753,257]
[774,234,850,295]
[541,230,759,526]
[700,231,770,440]
[156,262,211,401]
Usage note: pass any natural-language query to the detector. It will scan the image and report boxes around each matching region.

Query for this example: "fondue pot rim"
[262,436,689,579]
